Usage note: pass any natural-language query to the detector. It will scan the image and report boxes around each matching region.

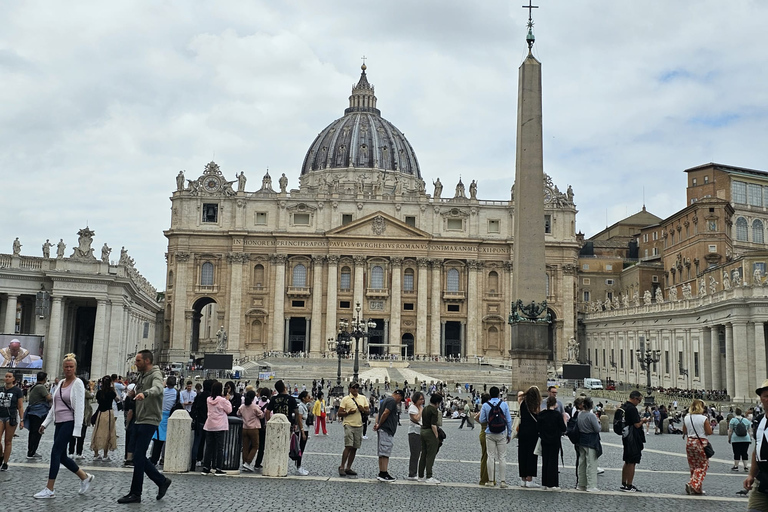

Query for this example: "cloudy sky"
[2,1,767,289]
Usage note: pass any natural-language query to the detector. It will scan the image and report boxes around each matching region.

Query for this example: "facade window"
[708,220,717,231]
[704,175,709,184]
[292,264,307,287]
[488,219,500,233]
[143,322,150,338]
[708,245,717,252]
[544,215,552,234]
[202,204,218,223]
[582,263,589,270]
[732,181,747,204]
[404,303,414,311]
[447,304,460,312]
[620,349,624,369]
[291,300,305,308]
[405,216,416,227]
[653,247,659,256]
[293,213,310,225]
[339,301,351,309]
[606,264,613,271]
[582,278,590,285]
[167,270,174,289]
[447,268,460,292]
[736,217,748,241]
[340,266,351,290]
[371,265,385,288]
[653,231,658,240]
[403,268,415,292]
[253,264,265,288]
[546,274,550,296]
[692,178,697,186]
[583,291,590,302]
[664,350,670,374]
[255,212,267,225]
[342,214,353,225]
[749,183,763,206]
[201,262,214,286]
[607,291,613,301]
[606,279,614,285]
[447,218,463,231]
[652,275,658,282]
[754,220,765,244]
[602,349,606,368]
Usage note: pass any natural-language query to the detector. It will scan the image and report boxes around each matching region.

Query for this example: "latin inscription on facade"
[233,238,509,254]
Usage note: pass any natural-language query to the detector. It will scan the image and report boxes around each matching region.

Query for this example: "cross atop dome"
[348,60,379,115]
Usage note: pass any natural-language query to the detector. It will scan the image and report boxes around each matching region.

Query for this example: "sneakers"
[732,466,740,471]
[93,455,103,461]
[74,454,83,460]
[27,455,36,460]
[407,475,419,481]
[34,488,56,499]
[213,469,226,476]
[425,477,440,484]
[1,463,7,471]
[685,483,692,495]
[377,472,395,482]
[621,484,640,492]
[117,493,141,504]
[527,481,541,488]
[79,473,95,495]
[499,481,508,489]
[344,468,358,476]
[586,487,600,493]
[201,467,212,475]
[746,466,751,472]
[338,466,346,477]
[297,467,309,476]
[241,463,253,472]
[596,467,605,475]
[362,435,369,440]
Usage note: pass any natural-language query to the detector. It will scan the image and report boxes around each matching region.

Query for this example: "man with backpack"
[479,386,512,488]
[616,390,649,492]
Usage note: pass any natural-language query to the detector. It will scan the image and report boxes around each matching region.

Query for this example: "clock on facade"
[204,176,221,193]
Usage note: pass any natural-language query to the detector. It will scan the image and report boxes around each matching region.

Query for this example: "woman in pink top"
[202,381,232,475]
[237,390,264,472]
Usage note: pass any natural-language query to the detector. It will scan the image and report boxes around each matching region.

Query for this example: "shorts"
[377,431,394,457]
[749,479,768,511]
[344,424,362,449]
[622,440,642,464]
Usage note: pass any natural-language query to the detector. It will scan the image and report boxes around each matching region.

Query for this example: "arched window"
[754,219,764,244]
[201,262,214,286]
[253,264,265,288]
[447,268,460,292]
[487,271,499,293]
[340,266,351,291]
[292,264,307,287]
[403,268,415,292]
[736,217,748,241]
[371,265,385,288]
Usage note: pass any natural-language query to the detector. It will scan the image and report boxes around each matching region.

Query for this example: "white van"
[583,378,604,390]
[170,362,184,373]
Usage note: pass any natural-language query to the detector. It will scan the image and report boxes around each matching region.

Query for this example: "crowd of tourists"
[3,353,768,510]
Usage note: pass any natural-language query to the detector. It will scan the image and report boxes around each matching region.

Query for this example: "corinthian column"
[227,252,247,354]
[310,255,325,355]
[390,257,402,347]
[466,260,479,358]
[353,256,366,309]
[325,256,339,350]
[171,252,191,352]
[45,296,64,375]
[271,255,287,352]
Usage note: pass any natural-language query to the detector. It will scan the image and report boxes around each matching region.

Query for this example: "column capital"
[390,257,403,268]
[270,254,287,265]
[311,254,326,265]
[503,261,513,271]
[353,255,367,266]
[417,258,431,268]
[175,252,191,262]
[327,255,340,265]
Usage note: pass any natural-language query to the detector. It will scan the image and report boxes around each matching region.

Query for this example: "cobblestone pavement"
[0,412,751,511]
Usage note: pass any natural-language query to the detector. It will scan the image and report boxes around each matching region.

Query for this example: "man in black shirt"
[267,380,301,429]
[373,389,403,482]
[621,390,649,492]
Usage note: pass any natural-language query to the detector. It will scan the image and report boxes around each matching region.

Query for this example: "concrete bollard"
[600,415,610,433]
[263,413,291,477]
[163,409,193,473]
[719,419,729,435]
[662,418,669,434]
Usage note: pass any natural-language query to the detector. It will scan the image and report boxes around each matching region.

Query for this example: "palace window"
[754,219,765,244]
[487,271,499,293]
[447,218,463,231]
[583,291,590,302]
[339,301,351,309]
[403,268,415,292]
[292,264,307,287]
[694,352,700,377]
[201,262,214,286]
[293,213,310,226]
[403,303,414,311]
[736,217,748,241]
[253,264,265,288]
[342,214,353,225]
[446,268,460,292]
[255,212,267,225]
[749,184,763,206]
[405,216,416,227]
[371,266,385,288]
[340,266,351,291]
[732,181,747,204]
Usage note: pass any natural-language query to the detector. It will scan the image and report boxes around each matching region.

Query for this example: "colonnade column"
[305,318,311,354]
[389,258,402,349]
[271,255,286,353]
[416,258,429,355]
[701,327,712,390]
[108,302,126,375]
[45,296,63,375]
[429,259,441,357]
[709,326,721,390]
[171,252,191,352]
[284,318,290,353]
[3,294,18,334]
[503,262,513,356]
[756,321,767,383]
[353,256,366,310]
[466,260,479,358]
[227,253,246,354]
[733,321,749,401]
[90,299,110,378]
[725,323,735,398]
[310,255,325,355]
[324,256,339,351]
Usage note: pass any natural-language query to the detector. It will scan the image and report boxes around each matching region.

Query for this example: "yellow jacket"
[312,399,325,417]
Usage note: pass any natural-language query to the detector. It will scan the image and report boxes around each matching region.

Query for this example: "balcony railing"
[287,286,311,297]
[443,290,466,301]
[366,288,389,298]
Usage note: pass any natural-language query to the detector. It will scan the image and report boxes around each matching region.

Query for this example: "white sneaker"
[520,480,528,487]
[499,481,508,489]
[417,477,426,482]
[527,481,541,488]
[297,467,309,476]
[79,473,94,494]
[75,454,83,460]
[241,463,253,472]
[93,455,102,461]
[425,477,440,484]
[362,435,369,440]
[34,488,55,499]
[586,487,600,493]
[407,476,418,481]
[597,467,605,475]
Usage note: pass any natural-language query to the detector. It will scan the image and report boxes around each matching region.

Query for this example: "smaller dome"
[301,65,421,178]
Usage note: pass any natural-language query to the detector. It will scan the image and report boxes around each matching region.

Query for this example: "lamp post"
[635,346,661,406]
[327,336,351,397]
[337,302,377,383]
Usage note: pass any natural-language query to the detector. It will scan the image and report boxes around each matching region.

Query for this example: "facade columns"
[284,318,290,353]
[45,296,64,376]
[271,255,286,352]
[90,299,110,377]
[440,321,447,356]
[733,321,749,400]
[4,294,18,334]
[417,258,430,355]
[171,252,191,352]
[353,256,366,310]
[310,255,325,355]
[504,261,513,355]
[383,320,389,355]
[428,259,441,356]
[701,327,712,390]
[709,326,721,390]
[725,323,735,398]
[305,317,311,353]
[108,303,126,375]
[227,253,247,353]
[756,322,767,385]
[325,256,339,351]
[389,258,402,348]
[466,260,479,358]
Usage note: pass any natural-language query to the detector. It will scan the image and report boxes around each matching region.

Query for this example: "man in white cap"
[744,378,768,510]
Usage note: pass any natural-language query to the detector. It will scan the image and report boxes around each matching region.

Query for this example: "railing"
[365,288,389,298]
[287,286,311,297]
[442,290,466,300]
[19,257,43,270]
[0,255,13,267]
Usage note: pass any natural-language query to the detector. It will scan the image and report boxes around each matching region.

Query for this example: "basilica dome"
[301,65,421,178]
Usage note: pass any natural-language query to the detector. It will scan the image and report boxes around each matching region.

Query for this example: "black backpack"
[734,417,748,437]
[613,408,626,436]
[487,401,507,433]
[566,411,580,445]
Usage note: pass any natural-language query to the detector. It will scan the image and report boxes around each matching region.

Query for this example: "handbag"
[533,438,543,456]
[690,416,714,458]
[288,431,302,460]
[511,415,521,439]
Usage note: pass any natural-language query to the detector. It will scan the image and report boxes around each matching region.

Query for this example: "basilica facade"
[162,66,580,366]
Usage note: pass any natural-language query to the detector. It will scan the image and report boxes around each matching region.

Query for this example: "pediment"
[326,211,431,239]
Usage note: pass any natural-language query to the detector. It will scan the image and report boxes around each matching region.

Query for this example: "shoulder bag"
[690,415,714,458]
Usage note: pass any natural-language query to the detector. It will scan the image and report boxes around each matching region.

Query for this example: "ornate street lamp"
[327,335,351,397]
[337,302,377,383]
[635,343,661,406]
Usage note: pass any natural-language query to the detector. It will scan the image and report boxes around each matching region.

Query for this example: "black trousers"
[27,415,44,457]
[541,442,560,488]
[254,427,266,467]
[203,430,225,470]
[68,424,88,455]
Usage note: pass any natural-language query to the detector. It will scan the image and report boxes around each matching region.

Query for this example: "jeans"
[190,421,206,470]
[408,432,421,477]
[485,432,507,484]
[577,445,598,490]
[130,423,166,496]
[68,424,88,455]
[203,430,225,470]
[27,415,44,457]
[49,421,79,480]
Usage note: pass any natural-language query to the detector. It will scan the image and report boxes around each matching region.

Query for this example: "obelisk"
[509,6,551,394]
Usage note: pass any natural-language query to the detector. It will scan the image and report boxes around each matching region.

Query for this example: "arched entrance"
[191,296,217,353]
[445,321,462,357]
[401,333,414,358]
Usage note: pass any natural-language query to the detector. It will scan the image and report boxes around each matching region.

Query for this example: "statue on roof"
[56,239,66,259]
[279,173,288,193]
[432,178,442,200]
[237,171,247,192]
[70,227,96,261]
[42,239,52,259]
[469,180,477,200]
[454,178,466,199]
[176,171,185,191]
[12,237,21,256]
